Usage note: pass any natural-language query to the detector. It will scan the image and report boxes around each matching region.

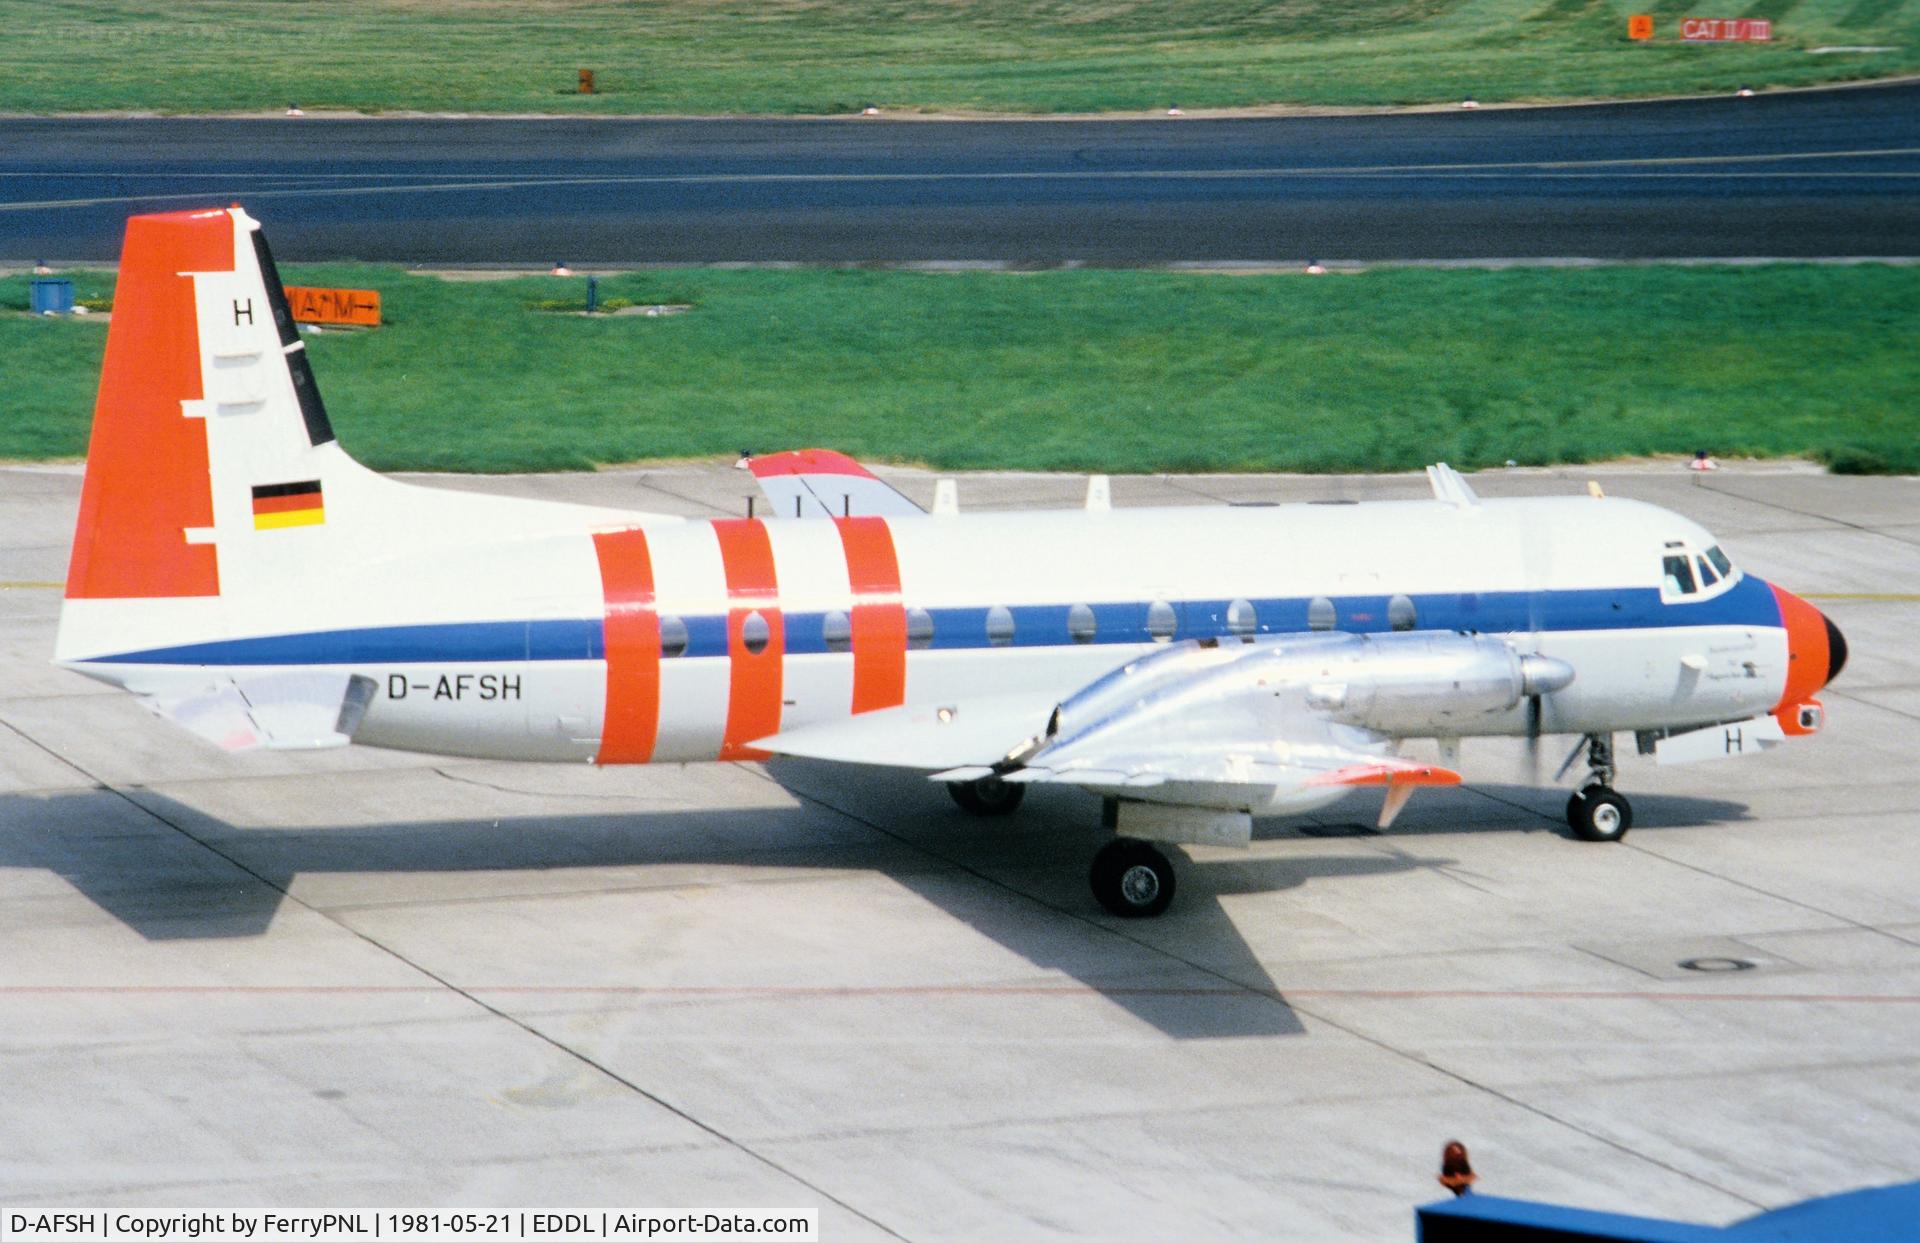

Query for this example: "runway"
[3,82,1919,263]
[3,460,1917,1238]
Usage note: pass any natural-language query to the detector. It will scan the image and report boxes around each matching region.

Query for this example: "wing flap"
[758,691,1057,770]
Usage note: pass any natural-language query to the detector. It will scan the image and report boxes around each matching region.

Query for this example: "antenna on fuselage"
[1426,462,1480,508]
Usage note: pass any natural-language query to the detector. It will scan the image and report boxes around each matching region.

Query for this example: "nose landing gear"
[1566,733,1633,842]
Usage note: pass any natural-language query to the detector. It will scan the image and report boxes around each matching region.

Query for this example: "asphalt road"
[3,82,1918,263]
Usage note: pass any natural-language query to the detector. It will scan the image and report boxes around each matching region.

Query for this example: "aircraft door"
[520,598,597,758]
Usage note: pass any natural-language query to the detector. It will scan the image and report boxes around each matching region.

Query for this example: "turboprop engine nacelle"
[1018,631,1574,769]
[1297,632,1576,735]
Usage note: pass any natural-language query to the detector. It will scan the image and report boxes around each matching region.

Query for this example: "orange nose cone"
[1769,584,1844,734]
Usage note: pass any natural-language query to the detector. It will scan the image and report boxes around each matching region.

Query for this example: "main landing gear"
[947,778,1181,918]
[1089,838,1176,918]
[1566,733,1633,843]
[945,773,1025,816]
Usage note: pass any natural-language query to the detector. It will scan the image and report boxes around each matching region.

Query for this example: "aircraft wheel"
[1090,838,1176,918]
[1568,785,1632,842]
[946,774,1025,816]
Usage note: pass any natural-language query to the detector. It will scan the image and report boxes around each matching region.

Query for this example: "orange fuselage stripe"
[835,516,907,714]
[66,210,232,599]
[712,519,783,760]
[593,529,662,764]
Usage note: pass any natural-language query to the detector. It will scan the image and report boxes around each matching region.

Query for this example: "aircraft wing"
[748,449,925,518]
[760,632,1563,828]
[758,691,1060,772]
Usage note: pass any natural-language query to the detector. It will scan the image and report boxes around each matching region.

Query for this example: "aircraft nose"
[1767,584,1844,735]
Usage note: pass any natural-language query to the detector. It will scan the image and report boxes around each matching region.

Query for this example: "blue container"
[30,278,74,314]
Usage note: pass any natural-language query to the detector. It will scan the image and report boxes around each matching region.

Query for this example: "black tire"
[1569,785,1632,842]
[1090,838,1176,918]
[946,774,1025,816]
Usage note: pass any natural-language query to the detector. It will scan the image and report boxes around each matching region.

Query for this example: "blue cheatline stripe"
[90,619,602,666]
[85,576,1782,667]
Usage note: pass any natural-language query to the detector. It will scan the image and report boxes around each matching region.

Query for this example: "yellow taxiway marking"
[0,581,61,589]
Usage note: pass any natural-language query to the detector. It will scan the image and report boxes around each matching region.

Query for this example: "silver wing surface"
[760,632,1573,828]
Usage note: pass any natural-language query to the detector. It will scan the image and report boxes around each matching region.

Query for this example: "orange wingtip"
[747,449,874,479]
[1309,762,1463,788]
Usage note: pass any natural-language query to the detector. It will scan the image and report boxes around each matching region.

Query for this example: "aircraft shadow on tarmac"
[0,776,1750,1041]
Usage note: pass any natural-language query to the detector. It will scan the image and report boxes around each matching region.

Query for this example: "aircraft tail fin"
[56,205,665,674]
[62,205,361,603]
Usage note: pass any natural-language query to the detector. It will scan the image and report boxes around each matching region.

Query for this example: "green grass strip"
[3,263,1915,474]
[2,0,1918,114]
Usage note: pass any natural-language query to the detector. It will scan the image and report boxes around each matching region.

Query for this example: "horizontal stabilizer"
[758,691,1058,770]
[141,671,377,751]
[749,449,925,518]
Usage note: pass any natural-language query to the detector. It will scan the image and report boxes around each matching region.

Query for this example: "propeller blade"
[1524,694,1543,784]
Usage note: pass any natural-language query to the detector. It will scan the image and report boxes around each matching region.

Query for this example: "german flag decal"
[252,479,325,530]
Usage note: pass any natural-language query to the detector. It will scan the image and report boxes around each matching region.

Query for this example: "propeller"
[1514,520,1576,786]
[1524,691,1544,780]
[1518,652,1576,784]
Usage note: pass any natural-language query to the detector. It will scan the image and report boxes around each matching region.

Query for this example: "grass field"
[2,264,1914,475]
[1,1,1917,115]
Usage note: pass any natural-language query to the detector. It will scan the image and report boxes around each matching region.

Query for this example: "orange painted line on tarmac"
[4,984,1918,1004]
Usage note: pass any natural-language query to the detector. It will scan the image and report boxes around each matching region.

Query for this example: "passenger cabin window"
[822,610,852,654]
[660,615,689,658]
[986,605,1015,647]
[1226,598,1257,637]
[1146,600,1177,643]
[1307,597,1336,631]
[906,607,934,650]
[741,610,772,654]
[1067,603,1097,644]
[1662,554,1697,597]
[1388,594,1417,632]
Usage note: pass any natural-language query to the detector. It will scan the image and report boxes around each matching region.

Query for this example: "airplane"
[54,206,1847,919]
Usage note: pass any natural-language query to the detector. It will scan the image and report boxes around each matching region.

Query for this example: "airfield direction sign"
[1681,17,1773,40]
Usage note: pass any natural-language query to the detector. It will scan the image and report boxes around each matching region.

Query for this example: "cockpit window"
[1705,545,1733,577]
[1663,554,1697,596]
[1696,554,1720,586]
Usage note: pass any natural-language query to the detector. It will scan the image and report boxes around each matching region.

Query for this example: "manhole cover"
[1678,956,1756,973]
